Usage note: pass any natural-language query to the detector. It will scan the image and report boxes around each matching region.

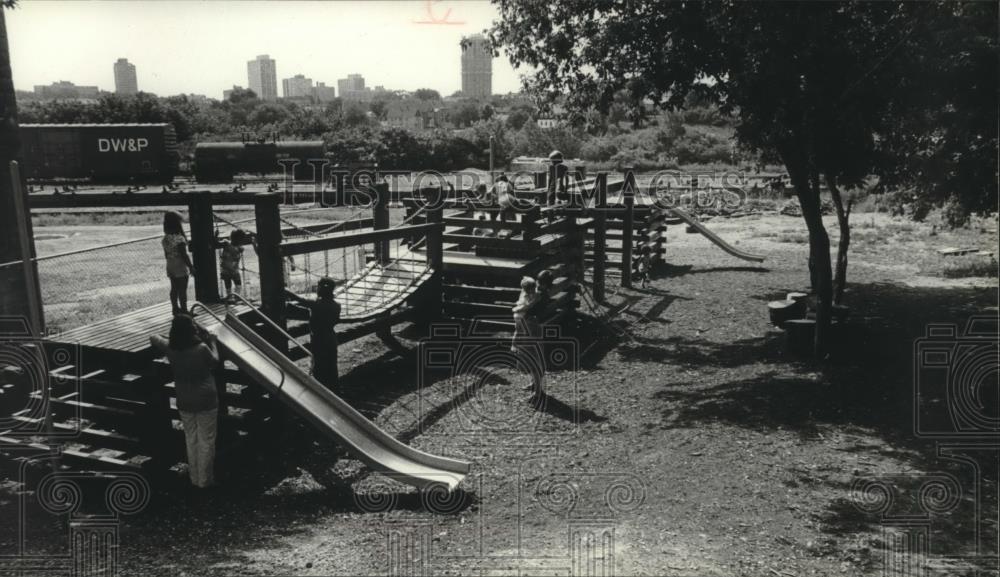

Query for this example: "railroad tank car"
[194,140,326,183]
[509,155,587,180]
[20,123,178,184]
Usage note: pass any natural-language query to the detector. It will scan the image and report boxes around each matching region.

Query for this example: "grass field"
[33,204,378,332]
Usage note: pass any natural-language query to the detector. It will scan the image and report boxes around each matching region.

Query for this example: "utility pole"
[489,135,495,183]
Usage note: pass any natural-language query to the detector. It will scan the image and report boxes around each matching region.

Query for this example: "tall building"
[460,34,492,99]
[337,74,372,100]
[247,54,278,101]
[282,74,313,98]
[113,58,138,95]
[313,82,337,103]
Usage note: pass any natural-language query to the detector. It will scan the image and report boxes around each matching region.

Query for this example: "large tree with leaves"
[490,0,997,355]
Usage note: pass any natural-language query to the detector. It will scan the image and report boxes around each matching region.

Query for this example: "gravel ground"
[2,212,996,576]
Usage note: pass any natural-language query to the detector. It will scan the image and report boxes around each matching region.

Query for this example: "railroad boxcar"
[194,140,326,183]
[20,123,178,184]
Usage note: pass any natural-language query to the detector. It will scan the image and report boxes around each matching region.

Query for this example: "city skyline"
[5,1,525,99]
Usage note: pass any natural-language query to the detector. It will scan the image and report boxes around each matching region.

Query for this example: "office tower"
[313,82,337,103]
[460,34,492,99]
[282,74,313,98]
[337,74,371,100]
[247,54,278,101]
[114,58,138,95]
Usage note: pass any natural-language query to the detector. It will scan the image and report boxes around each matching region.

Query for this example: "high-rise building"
[282,74,313,98]
[247,54,278,101]
[460,34,492,99]
[313,82,337,103]
[114,58,138,95]
[337,74,372,100]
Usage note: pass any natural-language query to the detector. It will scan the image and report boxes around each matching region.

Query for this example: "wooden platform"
[49,301,251,353]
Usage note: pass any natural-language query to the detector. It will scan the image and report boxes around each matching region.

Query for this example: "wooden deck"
[49,301,251,353]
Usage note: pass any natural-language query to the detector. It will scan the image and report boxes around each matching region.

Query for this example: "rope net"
[277,205,432,320]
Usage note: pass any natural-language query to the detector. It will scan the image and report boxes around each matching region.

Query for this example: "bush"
[580,139,619,161]
[942,198,970,229]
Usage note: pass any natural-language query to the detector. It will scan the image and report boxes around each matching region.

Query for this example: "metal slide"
[192,304,471,491]
[669,207,766,263]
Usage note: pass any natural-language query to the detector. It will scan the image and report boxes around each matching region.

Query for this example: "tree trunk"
[827,175,851,305]
[780,146,833,357]
[0,6,42,330]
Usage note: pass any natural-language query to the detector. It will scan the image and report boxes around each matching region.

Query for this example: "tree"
[342,103,371,128]
[226,87,258,105]
[413,88,441,101]
[505,107,532,131]
[490,1,996,355]
[451,101,481,128]
[369,99,388,121]
[874,2,998,225]
[0,1,43,331]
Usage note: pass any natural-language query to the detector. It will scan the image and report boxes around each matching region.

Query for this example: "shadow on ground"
[647,281,998,570]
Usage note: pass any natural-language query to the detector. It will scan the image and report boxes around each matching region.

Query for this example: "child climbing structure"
[3,170,764,488]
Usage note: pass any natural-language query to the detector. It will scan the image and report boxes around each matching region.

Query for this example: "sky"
[6,0,526,98]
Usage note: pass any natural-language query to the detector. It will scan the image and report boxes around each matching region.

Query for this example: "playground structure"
[2,168,764,488]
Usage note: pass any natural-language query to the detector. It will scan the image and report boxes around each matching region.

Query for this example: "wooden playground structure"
[2,169,758,476]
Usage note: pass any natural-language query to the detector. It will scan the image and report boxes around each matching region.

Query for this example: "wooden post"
[622,184,635,288]
[565,208,578,281]
[188,191,220,302]
[8,162,44,336]
[535,170,548,190]
[548,163,557,206]
[593,172,607,302]
[254,192,285,329]
[372,182,390,265]
[424,204,444,320]
[142,364,174,473]
[524,205,541,240]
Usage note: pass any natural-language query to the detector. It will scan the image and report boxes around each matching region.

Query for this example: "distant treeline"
[18,89,743,171]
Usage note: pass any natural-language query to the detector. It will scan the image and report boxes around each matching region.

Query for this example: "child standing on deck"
[216,229,246,302]
[162,211,195,315]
